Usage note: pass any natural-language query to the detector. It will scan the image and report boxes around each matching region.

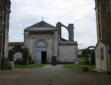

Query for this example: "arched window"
[36,41,47,48]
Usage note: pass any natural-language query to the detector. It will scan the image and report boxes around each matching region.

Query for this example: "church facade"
[24,21,78,64]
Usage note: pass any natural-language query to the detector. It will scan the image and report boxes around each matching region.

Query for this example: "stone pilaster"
[0,10,4,69]
[0,0,11,69]
[53,31,59,61]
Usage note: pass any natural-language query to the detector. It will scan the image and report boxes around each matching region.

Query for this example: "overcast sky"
[9,0,97,49]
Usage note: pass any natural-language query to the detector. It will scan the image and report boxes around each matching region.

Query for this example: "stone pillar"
[53,31,59,62]
[68,24,74,41]
[0,0,11,69]
[56,22,62,63]
[56,22,62,41]
[0,10,4,69]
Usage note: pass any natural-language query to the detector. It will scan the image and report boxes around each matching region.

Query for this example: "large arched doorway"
[13,52,23,62]
[35,41,47,64]
[8,45,29,65]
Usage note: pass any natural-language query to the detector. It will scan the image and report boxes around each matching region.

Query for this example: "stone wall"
[9,42,24,50]
[95,42,111,72]
[95,0,111,43]
[95,0,111,73]
[95,42,106,72]
[59,42,78,63]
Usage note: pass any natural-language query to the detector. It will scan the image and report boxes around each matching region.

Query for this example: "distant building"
[0,0,11,69]
[24,21,78,64]
[9,21,78,64]
[95,0,111,73]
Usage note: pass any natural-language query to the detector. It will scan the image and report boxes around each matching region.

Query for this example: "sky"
[9,0,97,49]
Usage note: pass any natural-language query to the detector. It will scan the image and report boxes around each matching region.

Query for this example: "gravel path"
[0,65,111,85]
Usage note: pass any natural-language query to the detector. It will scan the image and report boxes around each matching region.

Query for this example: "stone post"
[56,22,62,41]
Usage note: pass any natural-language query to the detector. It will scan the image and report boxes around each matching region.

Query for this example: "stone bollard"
[52,56,57,65]
[8,62,14,69]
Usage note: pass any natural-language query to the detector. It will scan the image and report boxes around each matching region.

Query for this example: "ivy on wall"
[8,45,34,65]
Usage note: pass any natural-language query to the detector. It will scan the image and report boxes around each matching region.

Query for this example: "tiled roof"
[26,21,55,29]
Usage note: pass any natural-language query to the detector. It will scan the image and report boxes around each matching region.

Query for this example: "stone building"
[0,0,11,69]
[95,0,111,73]
[23,20,78,64]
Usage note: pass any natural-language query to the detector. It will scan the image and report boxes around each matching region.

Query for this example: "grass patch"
[15,64,46,68]
[64,64,95,69]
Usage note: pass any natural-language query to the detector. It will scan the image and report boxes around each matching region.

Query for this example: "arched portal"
[13,52,23,62]
[8,45,29,65]
[35,41,47,64]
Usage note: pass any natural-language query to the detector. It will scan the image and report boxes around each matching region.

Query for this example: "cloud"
[9,0,97,48]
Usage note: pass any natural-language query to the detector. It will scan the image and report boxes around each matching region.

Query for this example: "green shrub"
[78,58,86,65]
[29,59,35,64]
[28,55,35,64]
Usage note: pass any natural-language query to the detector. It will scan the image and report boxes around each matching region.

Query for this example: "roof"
[25,21,56,30]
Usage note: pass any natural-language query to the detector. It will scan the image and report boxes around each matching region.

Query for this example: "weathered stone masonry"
[0,0,11,69]
[95,0,111,73]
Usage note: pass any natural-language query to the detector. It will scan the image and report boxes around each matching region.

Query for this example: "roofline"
[24,20,56,31]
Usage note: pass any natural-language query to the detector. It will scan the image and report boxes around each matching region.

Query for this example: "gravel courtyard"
[0,65,111,85]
